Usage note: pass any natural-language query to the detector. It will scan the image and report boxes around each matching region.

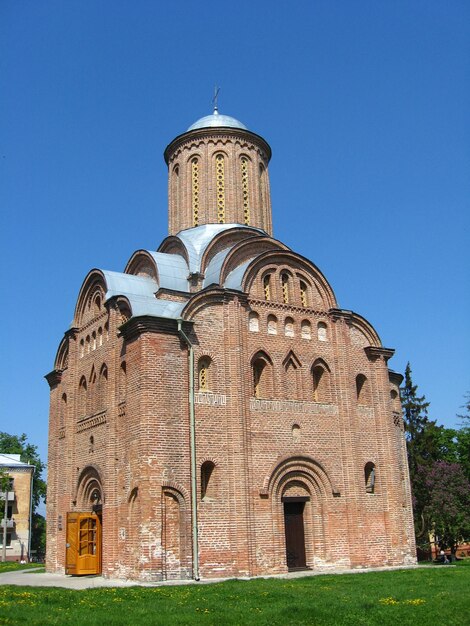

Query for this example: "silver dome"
[187,110,248,132]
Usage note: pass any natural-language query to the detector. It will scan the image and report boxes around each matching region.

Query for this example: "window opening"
[365,463,376,493]
[263,275,271,301]
[241,156,250,225]
[215,154,225,223]
[281,273,289,304]
[201,461,215,500]
[300,281,308,307]
[191,158,199,227]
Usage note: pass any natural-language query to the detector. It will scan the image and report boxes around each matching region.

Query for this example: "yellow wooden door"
[65,512,79,575]
[66,512,102,575]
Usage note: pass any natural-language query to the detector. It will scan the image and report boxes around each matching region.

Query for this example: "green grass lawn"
[0,563,469,626]
[0,562,44,574]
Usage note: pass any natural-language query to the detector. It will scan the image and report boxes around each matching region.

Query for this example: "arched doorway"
[265,455,334,572]
[66,467,103,575]
[282,481,310,570]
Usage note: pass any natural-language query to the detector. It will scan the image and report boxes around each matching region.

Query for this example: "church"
[46,106,416,580]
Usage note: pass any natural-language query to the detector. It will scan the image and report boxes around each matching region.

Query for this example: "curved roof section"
[144,251,188,292]
[101,270,185,320]
[172,223,265,274]
[187,110,248,132]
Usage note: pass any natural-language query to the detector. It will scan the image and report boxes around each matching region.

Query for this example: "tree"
[400,363,442,540]
[417,461,470,557]
[0,432,46,554]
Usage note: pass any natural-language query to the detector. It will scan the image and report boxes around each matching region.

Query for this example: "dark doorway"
[283,500,307,570]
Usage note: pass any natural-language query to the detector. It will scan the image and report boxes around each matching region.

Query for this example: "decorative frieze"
[195,392,227,406]
[250,398,338,415]
[76,410,107,433]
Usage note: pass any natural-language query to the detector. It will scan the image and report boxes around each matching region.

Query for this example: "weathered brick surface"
[46,118,416,580]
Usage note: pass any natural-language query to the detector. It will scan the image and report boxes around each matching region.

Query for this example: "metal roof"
[187,110,248,132]
[176,223,263,274]
[145,251,188,292]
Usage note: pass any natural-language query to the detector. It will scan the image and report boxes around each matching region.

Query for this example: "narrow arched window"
[172,164,180,217]
[312,360,331,403]
[98,327,103,347]
[98,364,108,411]
[241,156,250,225]
[119,362,127,402]
[198,357,211,392]
[78,376,87,418]
[80,339,85,358]
[292,424,301,443]
[60,393,67,429]
[300,280,308,307]
[215,154,225,223]
[365,462,376,493]
[301,320,311,339]
[201,461,216,500]
[281,273,290,304]
[263,274,271,301]
[284,317,294,337]
[253,360,265,398]
[86,335,91,353]
[317,322,327,342]
[191,158,199,227]
[356,374,371,405]
[88,368,97,414]
[249,311,259,332]
[92,331,97,351]
[267,314,277,335]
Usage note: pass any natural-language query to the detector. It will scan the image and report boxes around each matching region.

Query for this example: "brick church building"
[46,107,416,580]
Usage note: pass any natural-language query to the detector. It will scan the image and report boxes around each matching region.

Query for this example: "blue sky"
[1,0,469,469]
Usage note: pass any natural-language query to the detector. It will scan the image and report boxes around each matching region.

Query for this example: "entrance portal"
[283,500,307,570]
[66,512,102,575]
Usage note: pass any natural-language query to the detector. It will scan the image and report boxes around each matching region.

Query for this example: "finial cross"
[212,86,220,113]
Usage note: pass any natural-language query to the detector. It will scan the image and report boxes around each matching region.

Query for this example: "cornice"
[119,315,192,341]
[164,127,271,164]
[45,369,63,389]
[364,346,395,363]
[389,370,404,386]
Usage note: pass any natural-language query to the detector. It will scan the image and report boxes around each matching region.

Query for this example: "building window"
[317,322,327,342]
[119,362,127,402]
[80,339,84,358]
[241,156,250,225]
[263,274,271,301]
[267,314,277,335]
[312,360,330,403]
[201,461,216,500]
[284,317,294,337]
[98,327,103,347]
[365,462,376,493]
[215,154,225,223]
[0,534,11,548]
[198,357,211,392]
[281,273,289,304]
[78,376,87,418]
[300,280,308,307]
[249,311,259,332]
[92,331,96,351]
[301,320,311,340]
[356,374,371,405]
[252,353,272,399]
[292,424,301,443]
[172,164,180,217]
[191,158,199,227]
